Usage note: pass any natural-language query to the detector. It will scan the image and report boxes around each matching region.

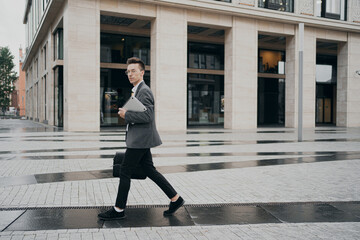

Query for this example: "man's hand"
[118,108,127,119]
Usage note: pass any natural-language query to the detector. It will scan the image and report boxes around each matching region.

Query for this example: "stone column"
[224,17,257,129]
[47,38,55,126]
[30,87,34,120]
[285,35,298,128]
[151,6,187,132]
[302,27,316,128]
[337,33,360,127]
[63,0,100,131]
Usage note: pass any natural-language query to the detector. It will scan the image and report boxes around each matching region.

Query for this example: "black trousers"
[115,148,177,209]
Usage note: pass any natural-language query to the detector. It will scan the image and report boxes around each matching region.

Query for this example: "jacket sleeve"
[124,88,154,124]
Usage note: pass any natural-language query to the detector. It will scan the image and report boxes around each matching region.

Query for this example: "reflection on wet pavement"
[4,208,103,231]
[2,202,359,231]
[260,203,360,223]
[1,137,359,155]
[103,207,193,229]
[0,146,126,155]
[185,205,280,225]
[1,121,359,233]
[0,150,357,161]
[0,151,359,187]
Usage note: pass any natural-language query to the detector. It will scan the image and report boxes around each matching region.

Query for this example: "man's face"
[126,63,144,86]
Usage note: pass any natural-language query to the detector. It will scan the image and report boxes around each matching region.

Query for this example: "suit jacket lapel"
[135,81,144,97]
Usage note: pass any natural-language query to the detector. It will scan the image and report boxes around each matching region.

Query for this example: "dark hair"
[126,57,145,71]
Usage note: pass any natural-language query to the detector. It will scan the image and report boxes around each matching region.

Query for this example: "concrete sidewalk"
[0,119,359,239]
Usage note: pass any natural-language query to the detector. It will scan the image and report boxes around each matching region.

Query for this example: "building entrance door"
[316,97,332,123]
[316,84,335,125]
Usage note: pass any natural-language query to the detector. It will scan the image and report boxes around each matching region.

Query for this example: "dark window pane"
[100,68,150,126]
[187,74,224,126]
[54,66,63,127]
[188,42,224,70]
[259,0,294,12]
[100,33,150,65]
[257,78,285,126]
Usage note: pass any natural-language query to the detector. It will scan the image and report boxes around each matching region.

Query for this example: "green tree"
[0,47,18,114]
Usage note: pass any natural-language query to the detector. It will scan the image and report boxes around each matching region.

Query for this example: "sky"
[0,0,26,75]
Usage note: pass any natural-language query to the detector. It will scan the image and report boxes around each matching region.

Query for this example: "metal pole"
[298,23,304,142]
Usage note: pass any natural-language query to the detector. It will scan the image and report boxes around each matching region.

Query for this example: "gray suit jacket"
[124,82,162,148]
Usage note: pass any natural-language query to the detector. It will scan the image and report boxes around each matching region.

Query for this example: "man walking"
[98,57,184,220]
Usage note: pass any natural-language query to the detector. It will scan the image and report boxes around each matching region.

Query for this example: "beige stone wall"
[337,33,360,127]
[297,0,314,16]
[337,41,349,126]
[225,17,257,129]
[100,0,156,18]
[285,34,298,128]
[187,9,232,28]
[315,28,347,42]
[45,32,54,126]
[349,0,360,23]
[302,27,316,128]
[63,0,100,131]
[257,20,295,35]
[151,6,187,132]
[347,33,360,126]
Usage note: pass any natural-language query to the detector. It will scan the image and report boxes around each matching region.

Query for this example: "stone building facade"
[23,0,360,131]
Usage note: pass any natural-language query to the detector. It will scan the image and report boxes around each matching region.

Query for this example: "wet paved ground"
[0,119,360,239]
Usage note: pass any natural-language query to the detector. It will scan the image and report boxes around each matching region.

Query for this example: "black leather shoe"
[163,196,185,216]
[98,207,126,220]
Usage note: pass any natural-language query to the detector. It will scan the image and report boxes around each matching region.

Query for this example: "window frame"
[53,29,63,60]
[320,0,347,21]
[258,0,294,13]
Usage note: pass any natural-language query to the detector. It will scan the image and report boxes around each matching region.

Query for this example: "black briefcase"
[112,152,147,179]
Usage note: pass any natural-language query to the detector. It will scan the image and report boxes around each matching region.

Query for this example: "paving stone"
[1,120,360,239]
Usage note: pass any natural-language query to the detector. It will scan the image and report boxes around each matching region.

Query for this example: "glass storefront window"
[188,42,224,70]
[54,29,63,60]
[316,65,334,83]
[258,49,285,74]
[316,54,337,84]
[316,0,347,20]
[100,68,150,127]
[100,33,150,65]
[187,74,224,126]
[258,0,294,13]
